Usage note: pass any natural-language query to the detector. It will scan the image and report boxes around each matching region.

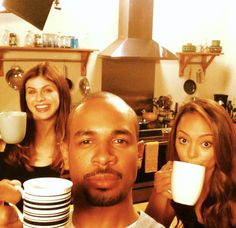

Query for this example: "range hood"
[99,0,177,60]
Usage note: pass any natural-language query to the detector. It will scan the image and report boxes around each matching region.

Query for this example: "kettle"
[214,94,228,108]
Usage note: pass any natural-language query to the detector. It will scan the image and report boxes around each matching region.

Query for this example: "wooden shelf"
[0,46,97,76]
[176,52,222,76]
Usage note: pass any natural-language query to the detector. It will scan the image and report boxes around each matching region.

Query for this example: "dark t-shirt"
[0,150,63,211]
[0,153,60,182]
[172,201,205,228]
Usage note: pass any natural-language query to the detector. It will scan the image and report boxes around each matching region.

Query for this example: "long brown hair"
[168,98,236,227]
[6,62,71,174]
[168,99,236,228]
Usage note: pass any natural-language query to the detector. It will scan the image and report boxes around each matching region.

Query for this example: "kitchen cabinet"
[0,46,97,76]
[177,52,223,76]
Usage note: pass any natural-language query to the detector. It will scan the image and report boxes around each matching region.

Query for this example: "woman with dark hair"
[146,98,236,228]
[0,62,71,184]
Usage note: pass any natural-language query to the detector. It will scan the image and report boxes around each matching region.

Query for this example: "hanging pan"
[183,66,196,95]
[79,76,91,96]
[5,65,24,90]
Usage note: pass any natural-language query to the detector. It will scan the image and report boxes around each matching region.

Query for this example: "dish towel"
[144,141,159,173]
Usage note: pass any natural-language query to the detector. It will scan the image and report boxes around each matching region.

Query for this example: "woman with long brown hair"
[0,62,71,183]
[146,98,236,228]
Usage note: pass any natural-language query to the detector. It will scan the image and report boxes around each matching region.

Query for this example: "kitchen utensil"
[79,76,91,96]
[142,110,157,122]
[183,66,196,95]
[63,64,73,90]
[196,68,205,83]
[5,65,24,90]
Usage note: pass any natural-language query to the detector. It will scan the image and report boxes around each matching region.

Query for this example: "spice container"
[34,34,43,47]
[9,33,17,46]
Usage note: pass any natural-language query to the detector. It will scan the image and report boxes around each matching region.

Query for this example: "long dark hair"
[168,98,236,228]
[5,62,71,173]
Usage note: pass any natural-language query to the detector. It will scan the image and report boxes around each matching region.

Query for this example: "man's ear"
[137,140,144,169]
[61,142,69,170]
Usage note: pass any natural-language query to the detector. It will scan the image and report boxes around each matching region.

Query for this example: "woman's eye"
[201,141,212,148]
[26,89,36,95]
[178,137,188,144]
[43,88,54,93]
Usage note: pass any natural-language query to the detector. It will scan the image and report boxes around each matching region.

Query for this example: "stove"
[132,127,171,203]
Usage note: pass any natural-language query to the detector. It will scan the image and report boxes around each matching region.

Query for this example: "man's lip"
[85,174,121,189]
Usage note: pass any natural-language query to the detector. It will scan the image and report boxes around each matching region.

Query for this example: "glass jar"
[24,30,34,47]
[9,33,17,47]
[1,29,9,46]
[34,34,42,47]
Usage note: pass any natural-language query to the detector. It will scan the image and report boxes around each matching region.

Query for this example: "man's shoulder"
[135,211,166,228]
[65,210,166,228]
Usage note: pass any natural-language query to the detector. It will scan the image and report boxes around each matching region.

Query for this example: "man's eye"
[80,140,91,145]
[113,138,127,144]
[178,137,188,144]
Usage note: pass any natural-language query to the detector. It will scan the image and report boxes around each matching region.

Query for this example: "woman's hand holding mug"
[154,161,173,199]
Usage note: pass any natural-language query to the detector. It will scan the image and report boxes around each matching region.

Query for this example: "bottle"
[9,33,17,46]
[34,34,42,47]
[227,100,233,118]
[1,29,9,46]
[233,108,236,123]
[24,30,34,47]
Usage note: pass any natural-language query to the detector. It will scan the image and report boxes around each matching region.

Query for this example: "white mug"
[0,111,27,144]
[171,161,205,206]
[13,177,73,228]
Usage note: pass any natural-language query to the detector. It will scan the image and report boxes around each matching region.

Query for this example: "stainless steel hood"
[99,0,177,60]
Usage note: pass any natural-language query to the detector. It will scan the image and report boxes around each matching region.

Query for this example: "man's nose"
[91,143,117,167]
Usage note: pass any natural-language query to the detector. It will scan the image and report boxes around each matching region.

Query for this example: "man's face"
[68,99,143,206]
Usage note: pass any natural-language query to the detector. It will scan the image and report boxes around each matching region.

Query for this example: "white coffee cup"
[14,177,73,228]
[171,161,205,206]
[0,111,27,144]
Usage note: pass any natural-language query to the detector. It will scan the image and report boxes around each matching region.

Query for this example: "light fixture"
[0,0,8,12]
[54,0,61,10]
[2,0,54,30]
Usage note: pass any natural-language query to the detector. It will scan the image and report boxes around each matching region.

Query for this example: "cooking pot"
[142,110,157,122]
[5,65,24,90]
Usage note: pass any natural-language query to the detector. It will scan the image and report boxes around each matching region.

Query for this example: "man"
[66,92,164,227]
[0,92,165,228]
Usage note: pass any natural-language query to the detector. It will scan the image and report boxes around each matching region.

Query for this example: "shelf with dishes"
[0,46,97,76]
[176,52,223,76]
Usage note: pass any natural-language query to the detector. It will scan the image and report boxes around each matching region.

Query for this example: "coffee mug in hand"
[171,161,205,206]
[0,111,27,144]
[18,177,73,228]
